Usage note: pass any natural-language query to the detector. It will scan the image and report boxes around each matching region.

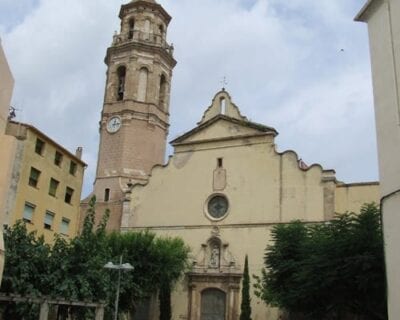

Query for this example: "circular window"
[207,195,229,220]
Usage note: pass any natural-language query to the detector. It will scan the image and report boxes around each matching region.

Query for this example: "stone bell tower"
[85,0,176,230]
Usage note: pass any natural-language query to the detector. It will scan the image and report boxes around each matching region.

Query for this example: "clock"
[106,116,122,133]
[207,195,229,219]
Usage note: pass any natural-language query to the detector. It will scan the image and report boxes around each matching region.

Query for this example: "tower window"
[128,19,135,40]
[117,66,126,101]
[159,74,167,109]
[105,188,110,202]
[159,24,164,36]
[144,20,150,33]
[138,67,148,102]
[217,158,223,168]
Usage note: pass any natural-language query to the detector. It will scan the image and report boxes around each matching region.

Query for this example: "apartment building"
[4,121,86,243]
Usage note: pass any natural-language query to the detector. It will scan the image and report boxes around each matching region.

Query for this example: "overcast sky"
[1,0,378,198]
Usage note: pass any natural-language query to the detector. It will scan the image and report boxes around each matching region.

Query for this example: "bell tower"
[91,0,176,226]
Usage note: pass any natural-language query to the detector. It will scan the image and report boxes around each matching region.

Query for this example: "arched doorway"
[200,288,226,320]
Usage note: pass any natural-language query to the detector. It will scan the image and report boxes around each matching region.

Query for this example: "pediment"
[171,115,277,146]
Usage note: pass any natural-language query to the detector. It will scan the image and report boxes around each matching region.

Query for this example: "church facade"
[83,1,380,319]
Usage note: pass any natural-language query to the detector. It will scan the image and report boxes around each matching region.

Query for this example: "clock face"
[207,195,229,219]
[107,116,122,133]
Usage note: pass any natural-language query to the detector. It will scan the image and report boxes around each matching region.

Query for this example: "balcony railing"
[112,30,174,55]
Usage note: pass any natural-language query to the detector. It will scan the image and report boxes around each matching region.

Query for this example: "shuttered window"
[23,203,35,222]
[44,211,54,230]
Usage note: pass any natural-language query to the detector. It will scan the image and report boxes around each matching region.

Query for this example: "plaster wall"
[365,0,400,195]
[0,40,13,133]
[335,183,380,214]
[356,0,400,318]
[128,138,328,230]
[0,40,14,282]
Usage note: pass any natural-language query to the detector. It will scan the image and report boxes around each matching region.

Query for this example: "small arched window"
[138,67,148,102]
[159,74,167,109]
[128,19,135,40]
[144,19,151,40]
[104,188,110,202]
[144,20,151,33]
[159,24,164,35]
[220,98,226,114]
[117,66,126,101]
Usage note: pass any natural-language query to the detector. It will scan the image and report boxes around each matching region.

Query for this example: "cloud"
[1,0,377,197]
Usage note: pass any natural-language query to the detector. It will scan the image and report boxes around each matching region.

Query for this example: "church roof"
[170,90,278,145]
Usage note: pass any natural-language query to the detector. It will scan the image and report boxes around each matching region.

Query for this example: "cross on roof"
[220,76,228,90]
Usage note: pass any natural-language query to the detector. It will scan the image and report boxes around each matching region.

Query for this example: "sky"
[0,0,378,198]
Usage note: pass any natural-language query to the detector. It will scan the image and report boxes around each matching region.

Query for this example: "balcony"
[112,30,174,55]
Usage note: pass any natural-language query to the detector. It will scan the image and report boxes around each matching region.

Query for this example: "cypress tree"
[240,255,252,320]
[159,280,171,320]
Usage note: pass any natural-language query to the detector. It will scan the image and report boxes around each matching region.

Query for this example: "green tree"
[1,196,190,320]
[1,222,51,320]
[51,196,111,319]
[240,255,252,320]
[106,232,190,319]
[257,203,387,320]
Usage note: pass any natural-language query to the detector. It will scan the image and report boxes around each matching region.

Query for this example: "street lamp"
[104,256,134,320]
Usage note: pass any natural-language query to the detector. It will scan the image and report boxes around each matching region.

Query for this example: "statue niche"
[208,241,221,269]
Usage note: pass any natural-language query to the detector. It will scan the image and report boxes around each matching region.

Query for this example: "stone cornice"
[105,42,176,68]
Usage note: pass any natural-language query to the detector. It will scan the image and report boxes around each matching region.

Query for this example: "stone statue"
[209,245,220,268]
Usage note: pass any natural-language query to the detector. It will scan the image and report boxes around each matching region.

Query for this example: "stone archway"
[188,230,242,320]
[200,288,226,320]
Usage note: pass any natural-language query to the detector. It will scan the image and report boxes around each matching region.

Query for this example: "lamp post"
[104,256,134,320]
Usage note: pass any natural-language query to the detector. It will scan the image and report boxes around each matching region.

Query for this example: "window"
[54,151,63,166]
[29,167,41,188]
[69,161,77,175]
[65,187,74,204]
[159,74,167,109]
[217,158,223,168]
[23,202,35,223]
[60,218,70,235]
[104,188,110,202]
[220,98,226,114]
[35,138,45,155]
[44,211,54,230]
[49,178,59,197]
[138,67,148,102]
[128,19,135,39]
[117,66,126,101]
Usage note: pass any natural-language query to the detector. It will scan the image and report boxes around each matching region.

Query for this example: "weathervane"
[220,76,228,90]
[8,106,17,120]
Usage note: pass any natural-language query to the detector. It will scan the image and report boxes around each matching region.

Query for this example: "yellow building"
[0,38,14,283]
[4,121,86,243]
